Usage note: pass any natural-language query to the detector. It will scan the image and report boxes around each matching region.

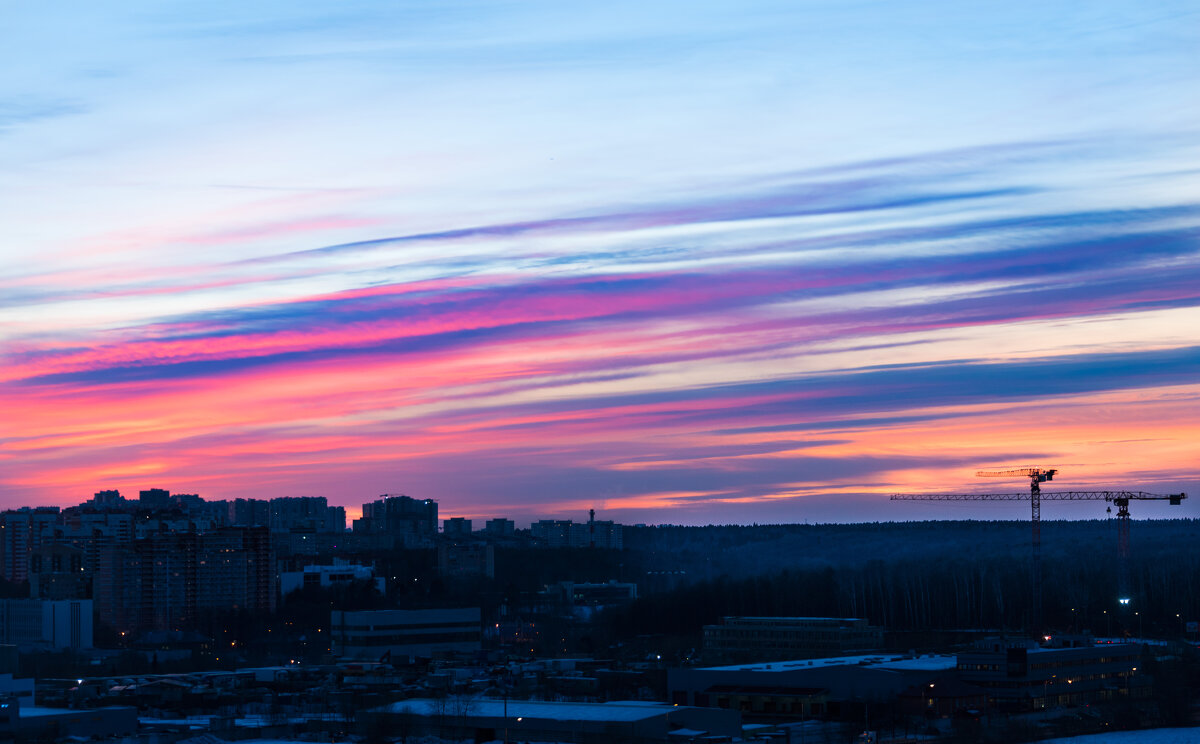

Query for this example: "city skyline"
[3,2,1199,524]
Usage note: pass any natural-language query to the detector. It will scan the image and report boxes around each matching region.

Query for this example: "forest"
[603,519,1200,647]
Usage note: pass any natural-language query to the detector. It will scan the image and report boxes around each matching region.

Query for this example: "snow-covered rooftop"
[1042,727,1200,744]
[380,698,683,722]
[702,653,956,673]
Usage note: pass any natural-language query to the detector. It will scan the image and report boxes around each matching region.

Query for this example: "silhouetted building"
[484,518,515,537]
[89,490,126,506]
[269,496,344,533]
[0,508,61,583]
[353,495,438,547]
[229,498,270,527]
[443,517,472,536]
[531,510,623,549]
[138,488,172,509]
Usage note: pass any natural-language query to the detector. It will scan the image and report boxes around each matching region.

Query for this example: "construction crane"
[976,468,1055,635]
[891,468,1185,634]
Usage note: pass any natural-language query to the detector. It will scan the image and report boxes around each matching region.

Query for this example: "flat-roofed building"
[0,599,93,650]
[531,510,623,549]
[703,616,884,663]
[331,607,480,660]
[956,635,1147,711]
[669,653,955,721]
[280,562,384,597]
[370,698,741,743]
[484,518,515,538]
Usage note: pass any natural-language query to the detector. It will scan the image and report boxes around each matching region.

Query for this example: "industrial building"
[702,616,885,663]
[370,698,741,743]
[956,635,1148,711]
[331,607,481,660]
[0,599,93,650]
[669,653,955,721]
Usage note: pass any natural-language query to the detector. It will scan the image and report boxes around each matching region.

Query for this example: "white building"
[279,562,384,597]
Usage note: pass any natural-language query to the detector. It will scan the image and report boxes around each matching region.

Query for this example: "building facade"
[956,636,1147,710]
[353,495,438,547]
[0,599,93,650]
[331,607,481,660]
[531,510,623,549]
[703,617,885,663]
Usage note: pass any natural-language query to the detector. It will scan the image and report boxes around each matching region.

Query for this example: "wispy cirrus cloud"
[3,1,1199,521]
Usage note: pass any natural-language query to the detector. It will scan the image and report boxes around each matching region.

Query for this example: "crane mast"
[975,468,1054,634]
[891,468,1185,635]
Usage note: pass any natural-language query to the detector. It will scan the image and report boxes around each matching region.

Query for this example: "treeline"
[624,519,1200,578]
[602,545,1200,641]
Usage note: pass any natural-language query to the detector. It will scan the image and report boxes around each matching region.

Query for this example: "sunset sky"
[2,1,1198,525]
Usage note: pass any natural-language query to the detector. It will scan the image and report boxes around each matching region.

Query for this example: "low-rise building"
[669,654,954,721]
[279,561,385,597]
[0,599,92,650]
[703,616,884,663]
[331,607,481,661]
[370,698,741,743]
[956,635,1147,711]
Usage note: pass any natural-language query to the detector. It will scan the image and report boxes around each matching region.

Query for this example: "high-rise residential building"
[269,496,344,533]
[29,543,87,600]
[0,508,62,583]
[531,510,622,549]
[443,517,472,536]
[484,518,515,537]
[138,488,172,509]
[92,526,274,634]
[353,495,438,546]
[94,543,142,635]
[229,498,270,527]
[531,520,574,547]
[60,509,134,580]
[226,497,343,533]
[90,490,126,506]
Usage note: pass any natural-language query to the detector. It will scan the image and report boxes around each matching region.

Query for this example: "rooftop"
[380,698,689,723]
[702,653,956,673]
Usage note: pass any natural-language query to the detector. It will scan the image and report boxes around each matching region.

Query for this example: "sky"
[2,1,1199,525]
